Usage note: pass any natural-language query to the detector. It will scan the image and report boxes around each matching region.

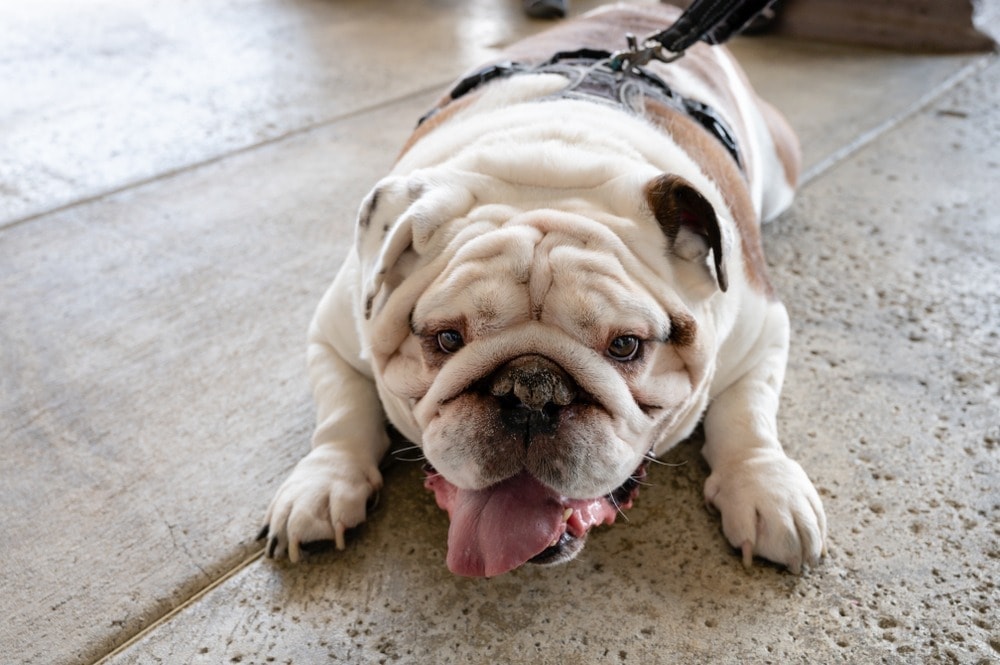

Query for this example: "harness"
[417,48,744,170]
[416,0,781,171]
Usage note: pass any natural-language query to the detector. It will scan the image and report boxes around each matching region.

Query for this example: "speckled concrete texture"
[1,1,998,664]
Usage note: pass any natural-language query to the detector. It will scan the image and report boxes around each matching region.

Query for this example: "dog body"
[262,4,826,577]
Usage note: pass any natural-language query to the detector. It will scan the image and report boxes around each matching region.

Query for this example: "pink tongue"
[427,472,566,577]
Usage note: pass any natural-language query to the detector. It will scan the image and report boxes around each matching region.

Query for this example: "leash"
[609,0,779,71]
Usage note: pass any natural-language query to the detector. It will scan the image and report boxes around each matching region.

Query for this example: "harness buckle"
[608,33,683,73]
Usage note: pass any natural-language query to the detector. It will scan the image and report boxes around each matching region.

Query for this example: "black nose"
[489,355,577,436]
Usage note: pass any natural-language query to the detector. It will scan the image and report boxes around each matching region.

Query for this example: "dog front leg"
[701,302,826,573]
[260,275,390,562]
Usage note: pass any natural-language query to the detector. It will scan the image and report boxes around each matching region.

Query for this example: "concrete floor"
[1,1,998,663]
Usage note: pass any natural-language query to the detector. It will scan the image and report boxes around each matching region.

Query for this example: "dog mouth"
[423,459,648,577]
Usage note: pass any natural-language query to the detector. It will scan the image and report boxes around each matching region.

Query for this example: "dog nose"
[489,355,576,413]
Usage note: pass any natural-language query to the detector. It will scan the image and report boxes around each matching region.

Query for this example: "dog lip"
[423,456,650,575]
[528,531,585,565]
[527,456,650,566]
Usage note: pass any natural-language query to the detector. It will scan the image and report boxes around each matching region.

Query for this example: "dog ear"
[645,174,728,293]
[356,176,412,320]
[356,175,475,319]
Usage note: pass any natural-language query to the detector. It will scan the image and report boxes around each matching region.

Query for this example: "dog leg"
[260,272,390,562]
[701,301,826,573]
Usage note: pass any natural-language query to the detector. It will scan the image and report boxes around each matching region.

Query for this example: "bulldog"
[260,3,827,577]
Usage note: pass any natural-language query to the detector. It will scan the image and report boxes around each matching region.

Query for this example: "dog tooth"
[563,508,573,522]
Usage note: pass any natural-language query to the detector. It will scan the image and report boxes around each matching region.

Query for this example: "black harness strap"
[418,49,743,170]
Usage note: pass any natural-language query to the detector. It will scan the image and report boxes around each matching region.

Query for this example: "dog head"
[356,167,727,576]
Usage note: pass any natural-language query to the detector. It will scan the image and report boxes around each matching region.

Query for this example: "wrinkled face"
[357,170,725,575]
[375,206,705,500]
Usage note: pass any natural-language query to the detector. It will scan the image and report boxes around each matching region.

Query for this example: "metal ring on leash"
[608,0,779,73]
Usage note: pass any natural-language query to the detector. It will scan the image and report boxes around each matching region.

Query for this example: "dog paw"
[258,446,382,563]
[704,449,827,574]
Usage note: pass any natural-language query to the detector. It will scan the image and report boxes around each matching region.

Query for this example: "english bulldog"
[260,3,827,577]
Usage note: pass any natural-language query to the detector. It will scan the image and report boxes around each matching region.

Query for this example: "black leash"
[609,0,779,71]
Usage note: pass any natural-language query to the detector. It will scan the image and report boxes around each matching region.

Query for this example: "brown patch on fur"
[644,100,773,298]
[414,316,469,371]
[701,48,801,192]
[397,92,481,161]
[663,55,754,184]
[669,312,698,347]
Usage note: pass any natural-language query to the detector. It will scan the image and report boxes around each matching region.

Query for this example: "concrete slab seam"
[90,550,264,665]
[0,81,453,234]
[800,54,992,185]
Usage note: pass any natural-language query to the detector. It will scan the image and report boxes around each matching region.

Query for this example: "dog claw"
[740,541,753,569]
[334,521,347,551]
[256,525,269,541]
[366,489,381,512]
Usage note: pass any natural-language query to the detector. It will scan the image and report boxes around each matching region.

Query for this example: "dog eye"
[607,335,640,361]
[436,330,465,354]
